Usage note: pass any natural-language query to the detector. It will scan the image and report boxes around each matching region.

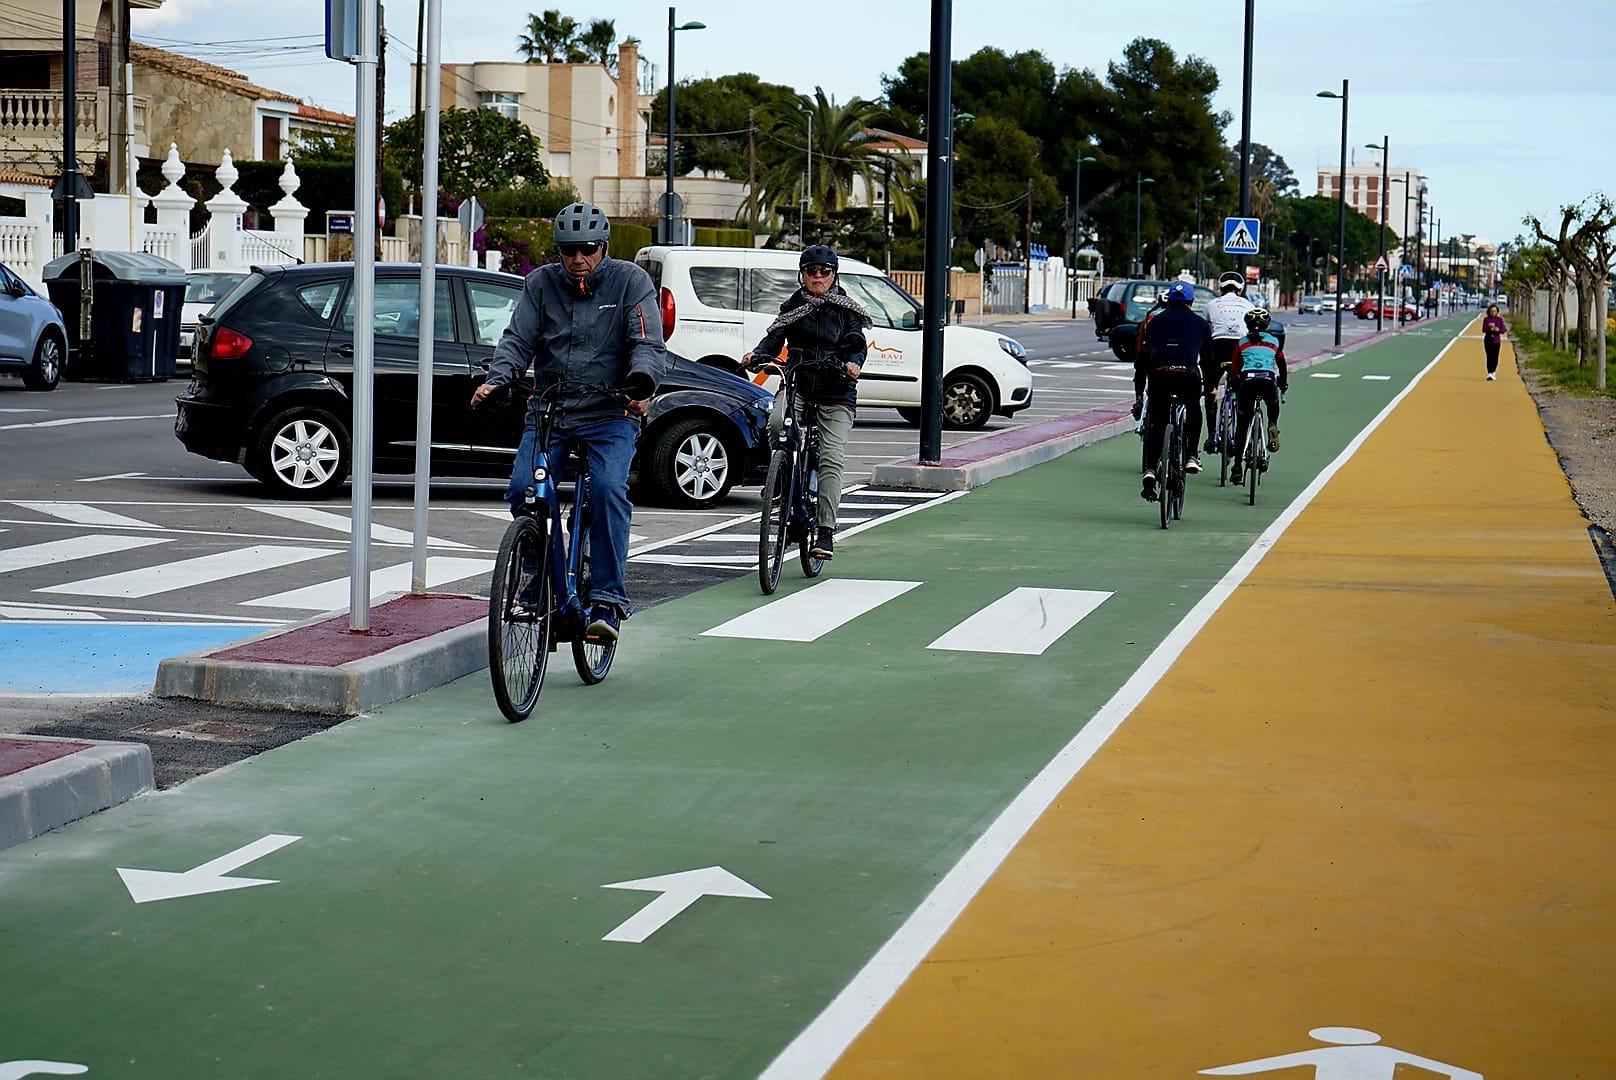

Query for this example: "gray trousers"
[770,395,855,530]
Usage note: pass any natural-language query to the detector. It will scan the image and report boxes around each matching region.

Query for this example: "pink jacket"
[1482,315,1506,343]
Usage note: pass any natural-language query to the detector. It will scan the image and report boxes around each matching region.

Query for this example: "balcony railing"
[0,89,148,147]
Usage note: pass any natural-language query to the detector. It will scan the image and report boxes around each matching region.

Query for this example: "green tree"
[517,9,578,62]
[571,18,616,66]
[647,73,801,181]
[953,115,1059,262]
[384,107,549,201]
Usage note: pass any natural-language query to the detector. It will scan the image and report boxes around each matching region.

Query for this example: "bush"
[1508,316,1616,399]
[608,221,652,261]
[483,217,553,277]
[478,182,580,220]
[694,226,751,248]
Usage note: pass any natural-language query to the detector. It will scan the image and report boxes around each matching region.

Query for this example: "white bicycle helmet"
[1218,271,1246,293]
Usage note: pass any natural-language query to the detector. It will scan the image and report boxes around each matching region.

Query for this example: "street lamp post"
[1391,171,1412,309]
[1134,172,1154,277]
[663,6,705,246]
[1238,0,1255,216]
[1317,80,1349,346]
[1365,135,1389,332]
[1071,150,1096,319]
[799,103,813,241]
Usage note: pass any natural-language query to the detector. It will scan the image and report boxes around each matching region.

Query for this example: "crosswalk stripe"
[0,604,105,621]
[0,534,170,574]
[240,556,494,611]
[634,554,758,567]
[1310,373,1343,379]
[249,505,470,548]
[39,544,337,598]
[701,578,923,642]
[14,502,162,530]
[927,587,1112,655]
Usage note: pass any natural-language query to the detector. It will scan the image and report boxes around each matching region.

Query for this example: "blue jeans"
[506,417,637,617]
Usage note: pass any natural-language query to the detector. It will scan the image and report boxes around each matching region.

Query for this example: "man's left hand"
[626,397,651,417]
[844,362,860,379]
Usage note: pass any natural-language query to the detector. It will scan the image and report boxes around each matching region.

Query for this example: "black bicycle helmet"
[553,201,611,244]
[799,245,839,274]
[1244,307,1272,333]
[1218,271,1246,293]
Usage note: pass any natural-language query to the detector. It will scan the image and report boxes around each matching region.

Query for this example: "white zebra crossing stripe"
[0,534,170,575]
[702,579,923,642]
[241,557,493,611]
[15,502,161,530]
[1310,373,1342,379]
[926,587,1112,656]
[249,506,470,548]
[39,544,338,598]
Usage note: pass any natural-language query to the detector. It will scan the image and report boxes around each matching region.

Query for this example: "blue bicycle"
[486,377,629,723]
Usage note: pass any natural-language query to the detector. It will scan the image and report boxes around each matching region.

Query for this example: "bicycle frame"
[515,425,590,641]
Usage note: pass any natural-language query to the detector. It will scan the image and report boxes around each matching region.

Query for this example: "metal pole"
[1195,196,1203,281]
[1375,136,1387,333]
[883,154,893,275]
[1071,157,1080,319]
[1134,171,1142,277]
[1238,0,1254,217]
[918,0,951,465]
[663,6,676,245]
[61,0,80,250]
[1333,79,1348,348]
[409,0,442,594]
[350,0,379,631]
[803,108,812,240]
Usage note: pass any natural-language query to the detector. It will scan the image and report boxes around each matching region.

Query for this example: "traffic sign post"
[456,197,483,267]
[1223,217,1261,255]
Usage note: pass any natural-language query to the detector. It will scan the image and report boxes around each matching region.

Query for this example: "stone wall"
[134,67,254,165]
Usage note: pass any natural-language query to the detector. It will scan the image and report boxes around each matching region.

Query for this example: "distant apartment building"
[1316,149,1425,240]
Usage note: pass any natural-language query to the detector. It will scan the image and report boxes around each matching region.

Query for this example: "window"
[339,278,454,341]
[748,269,798,314]
[838,274,919,330]
[466,280,521,347]
[295,280,344,323]
[479,92,519,120]
[688,267,740,310]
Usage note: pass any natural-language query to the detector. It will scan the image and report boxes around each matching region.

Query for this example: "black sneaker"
[1230,465,1244,486]
[810,529,835,560]
[1141,472,1159,502]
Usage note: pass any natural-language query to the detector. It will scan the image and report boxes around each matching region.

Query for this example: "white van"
[634,245,1033,429]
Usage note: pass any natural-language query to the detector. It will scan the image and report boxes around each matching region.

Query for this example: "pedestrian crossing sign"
[1223,217,1260,255]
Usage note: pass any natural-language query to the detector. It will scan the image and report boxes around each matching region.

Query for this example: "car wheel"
[941,372,994,429]
[250,405,351,499]
[22,332,62,391]
[647,416,735,508]
[896,407,922,427]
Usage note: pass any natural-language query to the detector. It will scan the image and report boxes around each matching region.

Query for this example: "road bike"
[1155,396,1189,529]
[755,353,846,594]
[1241,394,1271,506]
[1215,375,1240,487]
[486,377,628,722]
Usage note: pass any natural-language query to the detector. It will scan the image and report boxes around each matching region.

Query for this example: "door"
[0,263,30,362]
[836,272,925,407]
[460,275,527,470]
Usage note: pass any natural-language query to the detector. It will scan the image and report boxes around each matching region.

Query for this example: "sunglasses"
[803,265,835,277]
[558,241,603,258]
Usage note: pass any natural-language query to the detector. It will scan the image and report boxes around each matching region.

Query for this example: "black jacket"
[751,287,868,407]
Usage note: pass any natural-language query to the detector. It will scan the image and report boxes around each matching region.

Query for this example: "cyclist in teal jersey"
[1228,307,1288,487]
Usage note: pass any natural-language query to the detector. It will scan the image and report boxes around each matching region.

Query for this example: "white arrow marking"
[117,834,301,904]
[0,1064,88,1080]
[600,865,770,943]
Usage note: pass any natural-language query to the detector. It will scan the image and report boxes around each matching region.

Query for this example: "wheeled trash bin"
[44,250,187,381]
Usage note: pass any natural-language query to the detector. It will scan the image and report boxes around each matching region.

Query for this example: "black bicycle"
[485,377,629,722]
[1215,374,1240,487]
[1155,396,1189,529]
[755,352,845,594]
[1241,394,1271,506]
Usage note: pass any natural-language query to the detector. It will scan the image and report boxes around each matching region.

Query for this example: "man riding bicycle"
[1133,280,1213,501]
[1203,270,1254,453]
[470,201,668,644]
[743,245,870,560]
[1228,307,1288,487]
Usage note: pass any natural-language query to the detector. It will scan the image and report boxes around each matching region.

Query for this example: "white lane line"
[241,556,494,611]
[0,604,105,621]
[0,413,172,432]
[927,588,1112,656]
[1094,373,1136,382]
[1363,374,1392,381]
[250,505,469,548]
[702,578,923,642]
[633,554,758,567]
[0,534,170,574]
[13,502,161,530]
[759,330,1467,1080]
[40,544,338,598]
[1310,372,1343,379]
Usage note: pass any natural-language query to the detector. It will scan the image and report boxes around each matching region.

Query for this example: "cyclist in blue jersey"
[1228,307,1288,487]
[1133,280,1213,501]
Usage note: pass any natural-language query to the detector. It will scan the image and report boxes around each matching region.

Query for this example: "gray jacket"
[486,256,669,430]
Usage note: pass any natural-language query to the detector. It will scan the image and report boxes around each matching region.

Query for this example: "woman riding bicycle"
[743,245,870,560]
[1228,307,1288,487]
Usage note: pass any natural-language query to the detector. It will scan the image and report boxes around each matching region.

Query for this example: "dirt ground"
[1517,348,1616,539]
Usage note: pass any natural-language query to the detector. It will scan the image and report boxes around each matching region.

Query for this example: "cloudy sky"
[131,0,1616,248]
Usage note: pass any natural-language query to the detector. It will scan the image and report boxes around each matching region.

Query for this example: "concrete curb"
[1,734,154,850]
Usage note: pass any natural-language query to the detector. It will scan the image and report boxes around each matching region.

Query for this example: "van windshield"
[838,273,921,329]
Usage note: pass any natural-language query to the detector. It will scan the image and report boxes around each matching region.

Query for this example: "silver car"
[0,260,67,391]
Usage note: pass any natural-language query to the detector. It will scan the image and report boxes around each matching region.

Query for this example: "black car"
[1090,280,1284,362]
[174,262,773,507]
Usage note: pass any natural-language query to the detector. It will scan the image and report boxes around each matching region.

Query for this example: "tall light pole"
[1317,80,1349,347]
[1071,149,1096,319]
[1134,172,1154,277]
[1365,135,1389,331]
[663,7,705,246]
[1391,171,1412,308]
[1238,0,1255,216]
[798,103,813,241]
[918,0,953,467]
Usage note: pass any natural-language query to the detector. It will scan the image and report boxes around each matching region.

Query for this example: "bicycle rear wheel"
[489,516,552,722]
[1247,401,1265,506]
[758,448,791,594]
[1218,390,1238,487]
[1158,412,1175,530]
[570,478,616,685]
[1170,413,1186,521]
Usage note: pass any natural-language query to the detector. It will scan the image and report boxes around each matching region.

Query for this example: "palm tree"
[754,88,919,237]
[516,9,578,63]
[573,18,617,69]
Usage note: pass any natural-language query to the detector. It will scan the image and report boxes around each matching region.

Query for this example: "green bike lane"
[0,321,1469,1078]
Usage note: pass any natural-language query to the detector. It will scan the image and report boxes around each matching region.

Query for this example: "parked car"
[1318,296,1338,312]
[173,262,773,507]
[1297,295,1324,314]
[0,260,68,391]
[178,269,251,366]
[1354,296,1418,321]
[1088,279,1218,362]
[635,245,1032,429]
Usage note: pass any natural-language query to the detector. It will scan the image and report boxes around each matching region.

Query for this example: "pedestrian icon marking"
[1200,1026,1482,1079]
[1223,216,1261,255]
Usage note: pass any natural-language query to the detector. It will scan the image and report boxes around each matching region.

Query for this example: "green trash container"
[44,250,187,382]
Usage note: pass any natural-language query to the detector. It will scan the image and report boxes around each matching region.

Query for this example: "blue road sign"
[326,0,358,61]
[1398,264,1413,279]
[1223,217,1260,255]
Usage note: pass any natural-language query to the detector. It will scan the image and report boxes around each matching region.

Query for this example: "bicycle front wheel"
[799,447,825,579]
[1218,392,1238,487]
[1247,401,1265,506]
[758,448,791,594]
[1169,407,1186,522]
[489,515,552,722]
[570,478,616,685]
[1158,414,1175,530]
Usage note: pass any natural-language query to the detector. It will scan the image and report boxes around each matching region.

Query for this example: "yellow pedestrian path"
[822,325,1616,1077]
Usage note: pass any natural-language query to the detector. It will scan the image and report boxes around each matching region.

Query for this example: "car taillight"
[659,286,676,341]
[209,326,253,360]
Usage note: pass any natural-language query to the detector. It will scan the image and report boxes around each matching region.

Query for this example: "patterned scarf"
[764,286,873,336]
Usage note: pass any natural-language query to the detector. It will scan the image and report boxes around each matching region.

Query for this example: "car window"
[338,278,454,342]
[1194,285,1216,312]
[466,279,521,347]
[838,273,919,330]
[636,256,662,289]
[185,273,245,305]
[689,266,741,310]
[749,268,799,314]
[295,280,344,323]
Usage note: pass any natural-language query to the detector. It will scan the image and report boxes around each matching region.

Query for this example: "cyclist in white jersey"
[1202,271,1253,453]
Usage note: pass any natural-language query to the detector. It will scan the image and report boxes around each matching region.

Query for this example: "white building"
[1316,149,1425,240]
